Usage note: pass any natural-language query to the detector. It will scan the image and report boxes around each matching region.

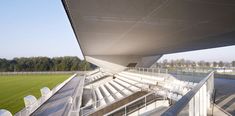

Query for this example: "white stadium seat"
[115,79,140,92]
[109,81,132,96]
[105,83,123,99]
[100,85,115,103]
[95,88,106,107]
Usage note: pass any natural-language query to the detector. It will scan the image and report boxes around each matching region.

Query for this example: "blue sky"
[0,1,235,62]
[0,1,83,59]
[159,46,235,62]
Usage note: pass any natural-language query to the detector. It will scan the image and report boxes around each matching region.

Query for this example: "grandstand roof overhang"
[62,0,235,57]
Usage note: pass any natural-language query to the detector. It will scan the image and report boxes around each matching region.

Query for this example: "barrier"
[0,109,12,116]
[15,74,77,116]
[161,71,214,116]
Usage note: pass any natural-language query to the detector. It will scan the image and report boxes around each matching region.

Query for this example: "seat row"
[163,83,191,95]
[118,72,157,85]
[156,89,182,101]
[93,77,142,108]
[86,68,100,76]
[86,72,106,82]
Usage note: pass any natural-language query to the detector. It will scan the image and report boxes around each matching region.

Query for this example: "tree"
[163,59,168,67]
[0,56,94,72]
[0,59,10,71]
[179,59,185,67]
[232,61,235,67]
[170,60,174,68]
[205,62,210,67]
[198,60,205,67]
[218,61,224,67]
[192,62,196,68]
[79,60,91,71]
[213,62,217,67]
[185,60,191,67]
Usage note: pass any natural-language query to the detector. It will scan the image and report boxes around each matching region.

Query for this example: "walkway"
[31,76,81,116]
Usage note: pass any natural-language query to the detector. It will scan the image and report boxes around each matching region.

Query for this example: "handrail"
[161,71,214,116]
[121,72,166,81]
[126,67,168,75]
[126,67,170,81]
[80,82,147,116]
[104,92,155,116]
[65,75,85,116]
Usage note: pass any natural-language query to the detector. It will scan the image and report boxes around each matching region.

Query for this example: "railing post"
[189,97,195,116]
[155,96,157,108]
[125,106,127,116]
[207,72,214,111]
[152,68,154,76]
[203,84,207,116]
[145,96,147,109]
[195,92,200,116]
[92,85,97,109]
[199,86,203,116]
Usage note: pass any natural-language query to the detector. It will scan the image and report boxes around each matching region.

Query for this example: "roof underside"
[63,0,235,56]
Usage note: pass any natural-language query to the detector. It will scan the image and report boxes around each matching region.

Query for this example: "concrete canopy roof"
[62,0,235,56]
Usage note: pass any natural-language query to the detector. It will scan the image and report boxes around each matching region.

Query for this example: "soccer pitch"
[0,73,72,114]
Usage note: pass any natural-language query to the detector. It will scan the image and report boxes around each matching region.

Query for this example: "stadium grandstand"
[1,0,235,116]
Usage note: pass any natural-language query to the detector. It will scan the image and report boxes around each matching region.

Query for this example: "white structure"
[77,68,218,116]
[23,95,38,108]
[0,109,12,116]
[40,87,52,98]
[2,1,234,115]
[60,1,235,114]
[216,68,233,73]
[62,0,235,73]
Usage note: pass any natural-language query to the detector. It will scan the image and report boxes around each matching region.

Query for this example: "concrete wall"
[86,55,162,73]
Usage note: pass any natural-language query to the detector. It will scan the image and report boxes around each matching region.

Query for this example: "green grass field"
[0,73,72,114]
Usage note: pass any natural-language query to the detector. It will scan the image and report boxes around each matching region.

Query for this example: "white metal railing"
[85,68,101,76]
[124,67,170,85]
[126,67,169,77]
[104,92,166,116]
[161,71,214,116]
[67,75,86,116]
[79,82,148,116]
[103,69,213,116]
[14,74,77,116]
[85,71,107,84]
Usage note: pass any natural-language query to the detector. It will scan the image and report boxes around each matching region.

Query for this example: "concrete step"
[89,91,149,116]
[105,83,123,99]
[109,81,132,96]
[115,75,147,89]
[95,87,106,107]
[100,85,115,103]
[114,78,140,92]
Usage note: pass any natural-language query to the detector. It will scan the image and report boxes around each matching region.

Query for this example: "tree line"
[156,59,235,68]
[0,56,95,72]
